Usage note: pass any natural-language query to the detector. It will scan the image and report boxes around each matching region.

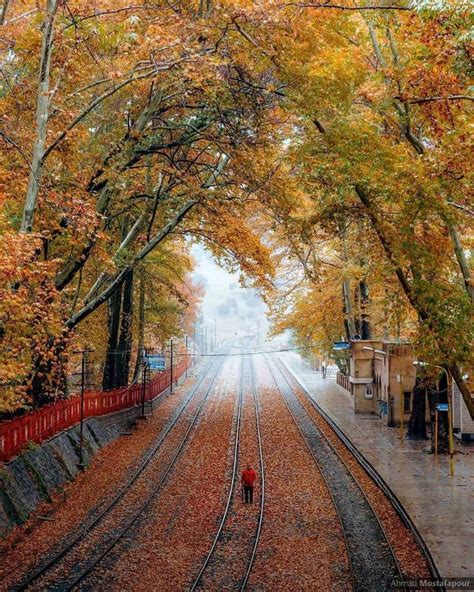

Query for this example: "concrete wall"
[454,383,474,441]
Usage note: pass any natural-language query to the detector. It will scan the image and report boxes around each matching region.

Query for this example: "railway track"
[242,356,265,590]
[190,355,265,591]
[276,355,444,588]
[15,354,227,592]
[265,354,403,592]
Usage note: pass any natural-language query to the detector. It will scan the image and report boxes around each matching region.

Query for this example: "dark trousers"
[243,485,254,503]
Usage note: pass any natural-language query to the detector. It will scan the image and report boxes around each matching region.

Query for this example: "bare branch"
[63,4,174,30]
[0,130,32,170]
[280,2,411,10]
[400,94,474,104]
[447,201,474,217]
[43,70,154,161]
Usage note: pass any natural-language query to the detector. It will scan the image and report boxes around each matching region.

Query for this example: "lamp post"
[363,346,405,439]
[414,360,454,476]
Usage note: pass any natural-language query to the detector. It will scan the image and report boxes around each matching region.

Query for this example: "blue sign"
[146,354,166,371]
[436,403,449,412]
[333,341,350,351]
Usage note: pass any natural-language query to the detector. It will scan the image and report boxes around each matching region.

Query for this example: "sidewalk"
[280,352,473,580]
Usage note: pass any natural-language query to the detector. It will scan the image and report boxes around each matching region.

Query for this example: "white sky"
[191,244,269,343]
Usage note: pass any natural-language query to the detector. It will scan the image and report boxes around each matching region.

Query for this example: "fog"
[192,245,270,345]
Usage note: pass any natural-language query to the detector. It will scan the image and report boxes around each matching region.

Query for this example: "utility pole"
[170,339,174,393]
[140,348,148,419]
[185,334,189,379]
[214,317,217,352]
[78,349,92,471]
[193,329,196,368]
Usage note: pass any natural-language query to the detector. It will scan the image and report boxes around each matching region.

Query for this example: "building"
[345,340,417,426]
[453,381,474,441]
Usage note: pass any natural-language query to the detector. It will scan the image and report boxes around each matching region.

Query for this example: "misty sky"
[191,244,269,343]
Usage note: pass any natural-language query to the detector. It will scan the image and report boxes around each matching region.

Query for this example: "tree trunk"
[133,272,146,381]
[342,280,356,339]
[359,280,371,339]
[102,282,123,390]
[407,378,428,440]
[20,0,58,233]
[0,0,11,25]
[448,223,473,304]
[116,269,134,387]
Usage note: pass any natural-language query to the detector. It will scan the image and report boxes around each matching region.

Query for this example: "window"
[403,392,411,414]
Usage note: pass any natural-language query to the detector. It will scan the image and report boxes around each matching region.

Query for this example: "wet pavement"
[279,352,474,580]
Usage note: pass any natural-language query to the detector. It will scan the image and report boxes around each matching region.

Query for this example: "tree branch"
[400,94,474,105]
[280,2,411,10]
[66,199,199,328]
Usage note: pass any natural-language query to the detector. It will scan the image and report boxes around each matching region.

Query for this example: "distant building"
[241,334,259,348]
[340,340,418,426]
[336,339,474,439]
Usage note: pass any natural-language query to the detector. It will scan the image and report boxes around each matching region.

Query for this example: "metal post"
[447,374,455,476]
[170,339,174,393]
[413,360,455,475]
[434,410,438,454]
[399,369,404,440]
[185,335,189,379]
[140,348,147,418]
[78,350,87,470]
[193,329,196,368]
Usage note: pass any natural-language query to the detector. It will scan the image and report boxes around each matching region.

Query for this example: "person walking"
[241,464,257,504]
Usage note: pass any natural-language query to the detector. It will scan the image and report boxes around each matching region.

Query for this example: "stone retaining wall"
[0,418,119,537]
[0,368,195,538]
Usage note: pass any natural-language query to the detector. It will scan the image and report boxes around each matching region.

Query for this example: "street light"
[413,360,454,476]
[363,346,405,439]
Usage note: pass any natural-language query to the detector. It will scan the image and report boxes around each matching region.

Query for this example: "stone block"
[22,445,68,498]
[48,433,80,479]
[0,459,41,525]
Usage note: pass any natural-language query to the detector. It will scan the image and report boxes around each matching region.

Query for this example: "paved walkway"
[280,352,473,580]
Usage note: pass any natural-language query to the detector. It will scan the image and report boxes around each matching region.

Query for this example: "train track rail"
[241,356,265,590]
[277,355,444,588]
[191,355,265,591]
[16,355,226,592]
[265,354,402,592]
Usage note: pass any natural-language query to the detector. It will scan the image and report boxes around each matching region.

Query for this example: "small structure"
[453,381,474,441]
[346,340,416,426]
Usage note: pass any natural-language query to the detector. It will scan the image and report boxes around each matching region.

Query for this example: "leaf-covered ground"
[1,355,433,591]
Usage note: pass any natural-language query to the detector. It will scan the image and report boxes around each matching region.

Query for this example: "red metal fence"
[0,358,191,462]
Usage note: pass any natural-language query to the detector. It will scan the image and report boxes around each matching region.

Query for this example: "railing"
[0,357,191,462]
[336,372,351,393]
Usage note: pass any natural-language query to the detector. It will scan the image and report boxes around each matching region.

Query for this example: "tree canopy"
[0,0,472,414]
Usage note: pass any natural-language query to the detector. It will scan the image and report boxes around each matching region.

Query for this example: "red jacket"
[241,469,257,487]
